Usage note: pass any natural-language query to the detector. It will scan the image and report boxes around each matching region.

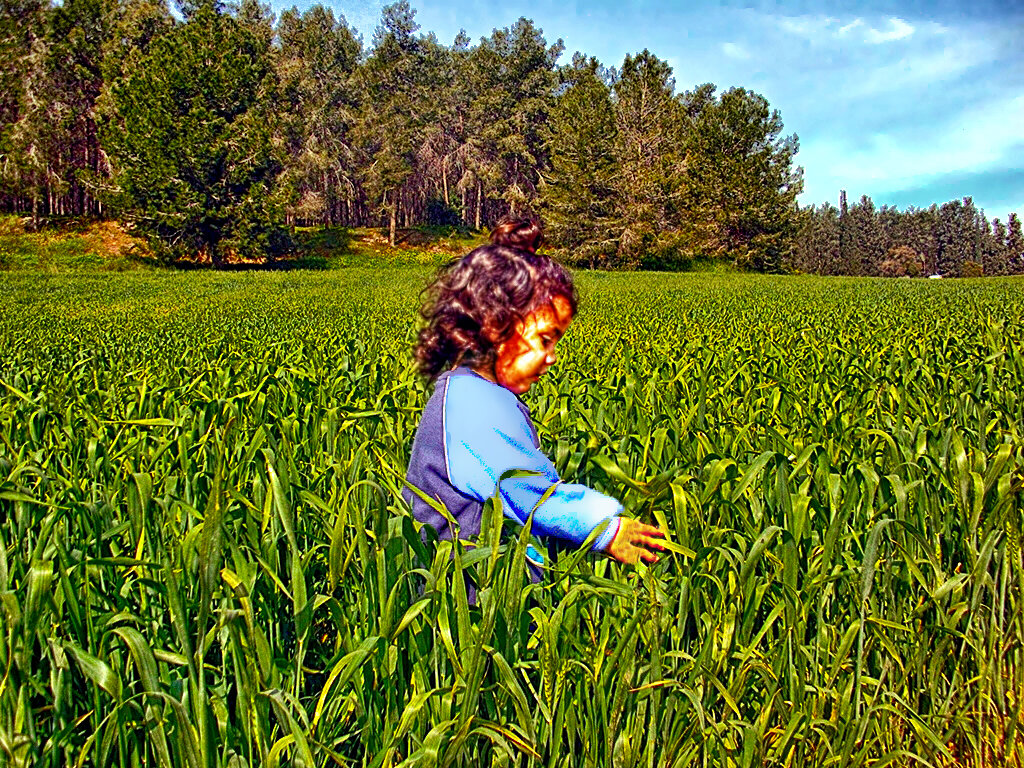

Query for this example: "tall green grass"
[1,271,1021,767]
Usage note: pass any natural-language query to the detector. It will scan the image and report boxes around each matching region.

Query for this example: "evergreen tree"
[989,218,1008,276]
[793,196,1024,278]
[935,199,968,276]
[463,18,562,226]
[680,85,803,272]
[877,203,900,256]
[0,0,38,133]
[846,195,886,275]
[409,34,459,226]
[45,0,115,216]
[276,3,361,227]
[1007,213,1024,275]
[235,0,273,44]
[100,0,172,84]
[612,50,686,268]
[813,205,838,275]
[979,216,1003,276]
[539,54,618,267]
[793,203,840,274]
[0,0,52,225]
[99,1,285,265]
[357,0,429,245]
[889,205,937,274]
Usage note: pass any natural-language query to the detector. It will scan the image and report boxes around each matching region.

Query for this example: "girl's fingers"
[639,536,666,550]
[629,535,662,549]
[609,519,668,564]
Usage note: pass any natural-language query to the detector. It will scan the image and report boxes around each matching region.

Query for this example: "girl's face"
[493,295,574,394]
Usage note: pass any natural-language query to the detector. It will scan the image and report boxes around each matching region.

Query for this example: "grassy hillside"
[0,215,488,271]
[0,216,148,271]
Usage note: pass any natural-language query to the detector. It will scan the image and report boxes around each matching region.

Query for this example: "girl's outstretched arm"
[442,372,622,550]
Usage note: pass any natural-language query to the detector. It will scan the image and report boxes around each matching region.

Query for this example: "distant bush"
[424,197,463,228]
[878,245,924,277]
[961,260,984,278]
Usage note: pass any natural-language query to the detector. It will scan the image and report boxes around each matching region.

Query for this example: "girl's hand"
[606,518,666,564]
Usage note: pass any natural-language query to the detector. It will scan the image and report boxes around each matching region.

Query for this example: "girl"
[402,219,665,569]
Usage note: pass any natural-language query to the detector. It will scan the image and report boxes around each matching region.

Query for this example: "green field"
[1,270,1022,767]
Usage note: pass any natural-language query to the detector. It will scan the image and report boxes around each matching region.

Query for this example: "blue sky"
[271,0,1024,223]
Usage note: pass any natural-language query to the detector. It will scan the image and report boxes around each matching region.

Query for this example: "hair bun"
[489,216,544,253]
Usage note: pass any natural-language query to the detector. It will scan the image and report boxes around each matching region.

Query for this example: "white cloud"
[721,42,750,60]
[775,13,920,47]
[756,12,986,100]
[865,17,915,44]
[777,15,838,41]
[850,37,993,97]
[838,19,863,36]
[800,94,1024,202]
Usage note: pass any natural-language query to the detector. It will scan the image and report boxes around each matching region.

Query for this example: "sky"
[270,0,1024,222]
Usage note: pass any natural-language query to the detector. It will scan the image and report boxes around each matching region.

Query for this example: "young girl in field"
[402,217,665,569]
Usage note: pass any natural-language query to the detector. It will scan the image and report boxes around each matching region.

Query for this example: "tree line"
[795,192,1024,277]
[1,0,1019,274]
[0,0,804,268]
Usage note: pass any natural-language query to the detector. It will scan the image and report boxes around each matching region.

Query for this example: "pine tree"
[838,189,852,273]
[0,0,52,225]
[680,86,803,272]
[934,199,977,276]
[45,0,115,216]
[792,203,840,274]
[989,218,1008,276]
[539,54,617,267]
[612,50,686,268]
[1007,213,1024,275]
[99,1,285,265]
[100,0,172,84]
[356,0,429,245]
[462,18,562,226]
[846,195,886,275]
[276,3,361,227]
[878,204,900,256]
[410,34,460,227]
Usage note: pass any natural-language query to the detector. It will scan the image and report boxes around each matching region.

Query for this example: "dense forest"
[796,192,1024,278]
[1,0,1021,274]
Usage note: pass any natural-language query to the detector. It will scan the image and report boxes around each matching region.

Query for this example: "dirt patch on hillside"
[81,220,150,261]
[0,216,152,270]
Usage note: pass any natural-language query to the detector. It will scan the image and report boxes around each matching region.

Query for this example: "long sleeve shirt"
[402,366,622,566]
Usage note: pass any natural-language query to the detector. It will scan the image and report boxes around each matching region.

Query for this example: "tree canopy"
[1,0,1016,273]
[98,1,285,264]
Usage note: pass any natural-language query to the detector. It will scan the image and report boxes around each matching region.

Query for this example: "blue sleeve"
[442,374,622,551]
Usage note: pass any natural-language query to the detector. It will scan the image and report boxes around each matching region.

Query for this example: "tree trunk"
[389,191,397,247]
[442,160,449,206]
[475,181,482,231]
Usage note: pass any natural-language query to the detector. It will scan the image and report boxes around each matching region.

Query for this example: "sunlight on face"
[493,295,574,395]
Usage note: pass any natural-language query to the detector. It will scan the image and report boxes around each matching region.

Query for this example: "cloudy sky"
[271,0,1024,222]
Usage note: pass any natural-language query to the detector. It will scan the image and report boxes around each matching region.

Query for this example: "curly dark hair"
[490,215,544,253]
[414,243,577,381]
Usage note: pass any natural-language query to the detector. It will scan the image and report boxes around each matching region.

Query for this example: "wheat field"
[1,270,1021,767]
